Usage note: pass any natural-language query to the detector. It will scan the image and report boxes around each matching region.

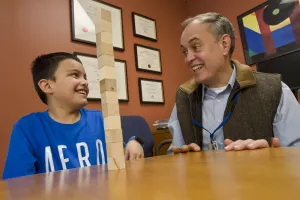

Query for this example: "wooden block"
[95,9,112,34]
[104,116,121,130]
[100,79,117,93]
[98,54,115,69]
[106,142,124,156]
[102,102,120,118]
[101,91,118,104]
[96,42,114,57]
[101,8,112,22]
[107,155,126,170]
[105,129,123,143]
[96,32,112,45]
[95,8,125,171]
[99,67,117,81]
[107,157,119,170]
[95,19,112,34]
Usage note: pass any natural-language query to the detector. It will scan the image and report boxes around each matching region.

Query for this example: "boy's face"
[49,59,89,109]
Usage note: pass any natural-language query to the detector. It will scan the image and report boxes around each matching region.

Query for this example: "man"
[168,12,300,153]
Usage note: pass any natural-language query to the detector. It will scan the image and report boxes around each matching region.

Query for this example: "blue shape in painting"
[272,24,295,48]
[244,27,265,55]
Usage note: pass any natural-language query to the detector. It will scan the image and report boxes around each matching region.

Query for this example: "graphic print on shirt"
[45,139,105,172]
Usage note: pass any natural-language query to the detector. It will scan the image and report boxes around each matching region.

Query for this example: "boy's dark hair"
[31,52,82,105]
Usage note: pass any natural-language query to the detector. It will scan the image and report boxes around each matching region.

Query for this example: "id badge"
[209,140,218,150]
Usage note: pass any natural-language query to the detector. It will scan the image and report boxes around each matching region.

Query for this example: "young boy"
[2,52,144,180]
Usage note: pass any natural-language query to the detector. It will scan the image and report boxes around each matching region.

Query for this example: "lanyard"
[192,92,239,149]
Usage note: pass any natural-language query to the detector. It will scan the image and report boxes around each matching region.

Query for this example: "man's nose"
[185,50,196,64]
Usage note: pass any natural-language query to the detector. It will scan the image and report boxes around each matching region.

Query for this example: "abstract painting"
[237,0,300,65]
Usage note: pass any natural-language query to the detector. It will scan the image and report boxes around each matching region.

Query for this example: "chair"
[120,116,154,157]
[155,139,172,156]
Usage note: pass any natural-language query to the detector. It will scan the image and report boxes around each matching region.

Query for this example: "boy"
[2,52,144,179]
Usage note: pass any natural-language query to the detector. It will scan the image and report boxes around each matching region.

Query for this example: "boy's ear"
[38,79,54,95]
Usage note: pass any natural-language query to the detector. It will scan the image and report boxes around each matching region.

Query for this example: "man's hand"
[171,143,201,154]
[124,140,144,160]
[224,138,280,151]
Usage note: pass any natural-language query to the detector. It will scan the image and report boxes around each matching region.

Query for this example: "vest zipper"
[224,84,255,116]
[224,89,239,116]
[188,94,199,145]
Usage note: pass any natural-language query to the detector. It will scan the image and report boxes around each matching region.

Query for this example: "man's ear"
[38,79,54,95]
[220,34,231,56]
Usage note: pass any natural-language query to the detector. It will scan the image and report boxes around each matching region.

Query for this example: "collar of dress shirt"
[202,63,237,101]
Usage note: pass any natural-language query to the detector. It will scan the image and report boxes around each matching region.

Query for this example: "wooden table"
[2,147,300,200]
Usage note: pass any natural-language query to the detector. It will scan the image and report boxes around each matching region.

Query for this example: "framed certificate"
[134,44,162,74]
[70,0,124,51]
[132,12,157,41]
[73,52,129,102]
[138,78,164,104]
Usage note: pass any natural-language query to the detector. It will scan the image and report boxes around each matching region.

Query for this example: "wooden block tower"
[95,8,125,170]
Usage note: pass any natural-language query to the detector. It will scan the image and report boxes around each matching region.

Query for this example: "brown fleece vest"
[176,60,282,148]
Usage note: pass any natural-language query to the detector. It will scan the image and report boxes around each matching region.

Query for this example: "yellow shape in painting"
[270,18,291,31]
[243,1,299,33]
[242,13,261,34]
[268,0,299,31]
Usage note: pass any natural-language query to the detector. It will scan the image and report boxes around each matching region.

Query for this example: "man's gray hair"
[182,12,235,57]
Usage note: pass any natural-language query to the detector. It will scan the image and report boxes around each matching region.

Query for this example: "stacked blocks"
[95,8,125,170]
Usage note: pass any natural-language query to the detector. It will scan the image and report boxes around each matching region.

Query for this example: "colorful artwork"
[237,0,300,65]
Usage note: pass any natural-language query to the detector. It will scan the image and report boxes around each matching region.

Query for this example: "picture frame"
[237,0,300,65]
[132,12,157,41]
[138,78,164,104]
[134,44,162,74]
[73,52,129,102]
[70,0,125,51]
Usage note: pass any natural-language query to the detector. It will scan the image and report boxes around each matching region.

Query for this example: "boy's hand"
[224,137,280,151]
[125,140,144,160]
[171,143,201,153]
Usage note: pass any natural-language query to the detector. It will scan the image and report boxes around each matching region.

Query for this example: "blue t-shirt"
[2,108,107,179]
